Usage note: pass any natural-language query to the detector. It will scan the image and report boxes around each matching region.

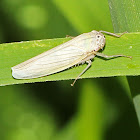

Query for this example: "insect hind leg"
[71,60,92,86]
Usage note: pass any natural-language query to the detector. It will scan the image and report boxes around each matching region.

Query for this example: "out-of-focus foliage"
[0,0,140,140]
[108,0,140,126]
[108,0,140,33]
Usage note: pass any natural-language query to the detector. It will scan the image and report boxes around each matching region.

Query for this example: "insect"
[11,30,131,86]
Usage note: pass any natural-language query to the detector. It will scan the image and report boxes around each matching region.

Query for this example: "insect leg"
[95,52,132,59]
[66,35,75,39]
[71,60,92,86]
[99,31,127,37]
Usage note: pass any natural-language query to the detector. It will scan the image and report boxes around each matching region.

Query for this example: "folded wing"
[12,45,87,79]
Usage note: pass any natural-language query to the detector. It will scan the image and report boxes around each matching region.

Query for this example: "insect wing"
[12,39,89,79]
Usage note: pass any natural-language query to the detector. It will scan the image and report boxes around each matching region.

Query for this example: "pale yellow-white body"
[11,30,130,86]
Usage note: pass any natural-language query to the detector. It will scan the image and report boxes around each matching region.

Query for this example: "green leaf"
[108,0,140,33]
[0,32,139,86]
[108,0,140,125]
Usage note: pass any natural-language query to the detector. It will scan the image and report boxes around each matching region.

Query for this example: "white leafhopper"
[11,30,131,86]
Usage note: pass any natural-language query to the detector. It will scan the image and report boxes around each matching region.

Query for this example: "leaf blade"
[0,32,140,86]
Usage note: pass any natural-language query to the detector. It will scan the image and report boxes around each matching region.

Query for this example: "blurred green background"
[0,0,140,140]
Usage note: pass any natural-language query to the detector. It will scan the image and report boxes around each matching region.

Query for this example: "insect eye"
[104,36,105,38]
[97,35,100,38]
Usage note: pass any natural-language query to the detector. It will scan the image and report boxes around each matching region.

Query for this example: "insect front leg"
[95,52,132,59]
[99,31,127,37]
[71,60,92,86]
